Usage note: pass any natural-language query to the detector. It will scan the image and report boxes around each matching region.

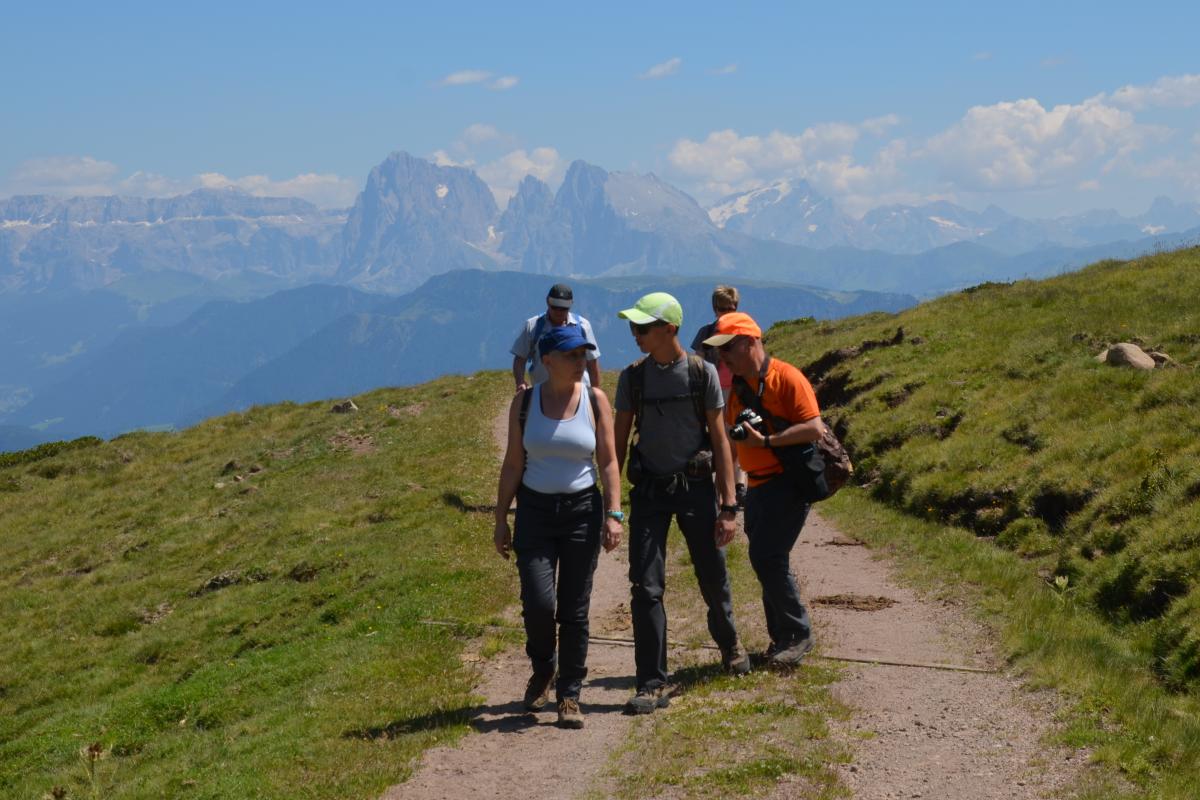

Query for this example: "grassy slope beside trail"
[0,373,516,799]
[761,247,1200,796]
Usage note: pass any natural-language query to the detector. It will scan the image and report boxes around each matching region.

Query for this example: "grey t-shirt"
[615,356,723,475]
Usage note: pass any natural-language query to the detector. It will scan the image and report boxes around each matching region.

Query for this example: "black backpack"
[626,354,713,482]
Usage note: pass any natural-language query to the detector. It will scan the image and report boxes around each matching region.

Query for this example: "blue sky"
[3,1,1198,217]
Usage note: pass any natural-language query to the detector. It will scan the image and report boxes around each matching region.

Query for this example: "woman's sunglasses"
[629,320,668,335]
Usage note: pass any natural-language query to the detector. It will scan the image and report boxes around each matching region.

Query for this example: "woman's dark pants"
[744,475,812,648]
[514,484,602,702]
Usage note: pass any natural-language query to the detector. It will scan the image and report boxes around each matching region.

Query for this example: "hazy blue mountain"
[335,151,499,291]
[708,179,861,249]
[708,179,1200,257]
[205,269,915,416]
[497,175,557,263]
[3,285,389,440]
[857,202,1014,253]
[495,160,747,277]
[0,188,343,293]
[6,152,1199,302]
[0,290,146,417]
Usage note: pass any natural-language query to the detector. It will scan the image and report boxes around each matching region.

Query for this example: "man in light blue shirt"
[511,283,601,391]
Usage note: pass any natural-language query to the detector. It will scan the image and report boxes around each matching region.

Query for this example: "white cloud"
[439,70,493,87]
[431,149,471,168]
[924,97,1151,191]
[709,63,738,75]
[461,123,502,145]
[476,147,562,204]
[1108,73,1200,110]
[197,172,360,208]
[437,70,520,90]
[640,57,682,80]
[1078,179,1101,191]
[7,155,120,196]
[972,51,993,62]
[667,120,890,199]
[861,114,902,136]
[2,155,358,208]
[1041,55,1067,68]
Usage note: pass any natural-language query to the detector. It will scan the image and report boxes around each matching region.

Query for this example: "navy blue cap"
[538,323,596,358]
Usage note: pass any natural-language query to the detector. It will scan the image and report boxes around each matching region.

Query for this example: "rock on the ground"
[1097,343,1156,370]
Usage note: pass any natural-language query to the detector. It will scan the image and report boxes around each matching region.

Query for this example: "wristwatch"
[605,510,626,522]
[719,504,739,515]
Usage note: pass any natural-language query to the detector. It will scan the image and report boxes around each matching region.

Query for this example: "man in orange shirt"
[703,312,826,667]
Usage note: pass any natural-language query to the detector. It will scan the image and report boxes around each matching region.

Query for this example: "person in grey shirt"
[511,283,601,391]
[613,292,747,715]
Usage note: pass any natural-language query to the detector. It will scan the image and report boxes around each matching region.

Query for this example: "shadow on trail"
[342,693,632,741]
[441,491,497,514]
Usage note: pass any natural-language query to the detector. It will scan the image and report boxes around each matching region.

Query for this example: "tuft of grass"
[0,373,518,799]
[821,489,1200,799]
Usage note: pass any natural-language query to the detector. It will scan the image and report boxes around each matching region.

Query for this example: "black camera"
[728,408,766,441]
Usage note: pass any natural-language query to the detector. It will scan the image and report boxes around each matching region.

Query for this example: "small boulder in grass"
[331,399,359,413]
[1096,342,1156,370]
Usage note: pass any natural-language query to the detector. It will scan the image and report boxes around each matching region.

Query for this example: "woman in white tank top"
[494,324,623,729]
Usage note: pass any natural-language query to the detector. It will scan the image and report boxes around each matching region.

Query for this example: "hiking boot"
[769,636,814,668]
[721,640,751,676]
[625,684,671,715]
[522,671,554,711]
[557,697,584,729]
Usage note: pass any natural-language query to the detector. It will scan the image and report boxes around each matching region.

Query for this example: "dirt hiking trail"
[380,404,1085,799]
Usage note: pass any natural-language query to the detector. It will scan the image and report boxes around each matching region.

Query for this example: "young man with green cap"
[613,292,748,714]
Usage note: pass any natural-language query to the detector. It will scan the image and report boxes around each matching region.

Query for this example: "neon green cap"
[617,292,683,327]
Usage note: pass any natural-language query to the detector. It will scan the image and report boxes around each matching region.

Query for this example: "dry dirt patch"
[328,432,376,455]
[812,593,898,612]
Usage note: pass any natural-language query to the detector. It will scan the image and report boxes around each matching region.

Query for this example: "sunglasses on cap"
[629,320,668,335]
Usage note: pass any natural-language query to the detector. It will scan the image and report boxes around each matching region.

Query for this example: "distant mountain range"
[708,178,1200,255]
[4,151,1199,301]
[4,149,1198,451]
[0,270,913,448]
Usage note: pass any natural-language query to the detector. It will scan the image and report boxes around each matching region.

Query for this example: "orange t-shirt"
[726,358,821,486]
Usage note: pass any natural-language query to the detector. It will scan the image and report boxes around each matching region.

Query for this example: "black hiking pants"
[514,483,602,702]
[744,474,813,649]
[628,477,738,691]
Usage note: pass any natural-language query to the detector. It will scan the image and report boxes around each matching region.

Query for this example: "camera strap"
[732,357,775,424]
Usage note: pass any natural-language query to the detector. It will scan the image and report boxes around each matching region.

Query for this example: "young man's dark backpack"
[625,354,714,483]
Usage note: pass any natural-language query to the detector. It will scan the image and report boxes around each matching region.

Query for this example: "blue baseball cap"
[538,323,596,357]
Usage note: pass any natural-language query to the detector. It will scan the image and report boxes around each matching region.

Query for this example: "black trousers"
[628,477,739,691]
[514,484,602,701]
[744,475,812,648]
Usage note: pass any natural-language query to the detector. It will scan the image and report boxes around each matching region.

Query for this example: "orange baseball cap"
[701,311,762,346]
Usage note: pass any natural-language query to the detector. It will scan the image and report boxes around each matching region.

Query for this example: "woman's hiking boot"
[523,670,555,711]
[557,698,584,729]
[721,640,752,675]
[625,684,671,714]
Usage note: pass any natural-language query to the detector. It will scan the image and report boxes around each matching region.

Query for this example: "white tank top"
[522,384,598,494]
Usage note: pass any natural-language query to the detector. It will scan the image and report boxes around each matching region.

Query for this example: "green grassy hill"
[765,247,1200,691]
[0,374,515,798]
